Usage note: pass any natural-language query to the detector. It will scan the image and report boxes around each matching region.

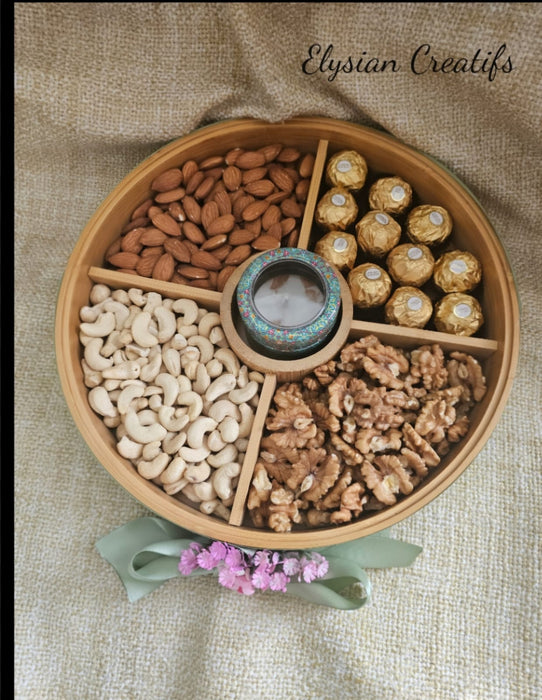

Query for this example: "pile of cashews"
[79,283,263,521]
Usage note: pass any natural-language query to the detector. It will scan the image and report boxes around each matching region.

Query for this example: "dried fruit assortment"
[313,149,485,335]
[247,335,487,532]
[105,144,315,291]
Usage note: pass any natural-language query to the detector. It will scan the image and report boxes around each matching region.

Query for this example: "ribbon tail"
[95,516,208,602]
[285,557,372,610]
[318,533,422,570]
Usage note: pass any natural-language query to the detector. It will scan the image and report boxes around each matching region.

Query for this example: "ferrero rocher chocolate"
[355,210,402,257]
[384,286,433,328]
[325,149,368,191]
[368,176,413,214]
[315,187,358,231]
[434,293,484,336]
[348,263,392,308]
[386,243,435,287]
[406,204,453,246]
[433,250,482,293]
[314,232,358,273]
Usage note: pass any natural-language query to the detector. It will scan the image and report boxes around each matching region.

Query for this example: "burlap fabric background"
[15,3,541,699]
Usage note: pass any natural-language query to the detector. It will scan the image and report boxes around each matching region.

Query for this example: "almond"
[244,218,262,236]
[265,191,289,205]
[141,245,165,257]
[168,201,186,222]
[136,253,160,277]
[120,228,143,253]
[266,222,283,241]
[224,244,252,266]
[280,198,304,219]
[287,229,300,247]
[201,200,220,232]
[182,196,202,224]
[280,217,297,236]
[177,265,209,280]
[295,179,310,202]
[217,265,236,292]
[235,150,266,170]
[122,216,149,233]
[131,198,153,220]
[139,227,168,246]
[151,168,183,193]
[228,228,257,246]
[213,190,232,216]
[232,194,255,221]
[268,164,295,193]
[154,187,186,204]
[105,238,121,260]
[182,239,200,257]
[242,167,268,185]
[222,165,242,191]
[185,170,205,196]
[182,221,206,245]
[211,244,233,262]
[189,278,214,290]
[201,234,228,251]
[152,253,175,282]
[108,251,141,269]
[191,250,222,271]
[262,204,282,229]
[172,272,190,285]
[164,238,191,263]
[242,199,270,222]
[258,143,282,162]
[251,234,281,251]
[181,160,199,183]
[151,211,182,237]
[244,179,275,197]
[277,146,301,163]
[225,147,244,165]
[299,153,315,178]
[206,214,235,237]
[194,175,216,201]
[199,155,224,170]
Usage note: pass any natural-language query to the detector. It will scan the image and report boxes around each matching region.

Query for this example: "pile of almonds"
[105,144,315,292]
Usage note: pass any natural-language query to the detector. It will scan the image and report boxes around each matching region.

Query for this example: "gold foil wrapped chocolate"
[315,187,358,231]
[433,250,482,293]
[406,204,453,246]
[348,263,392,308]
[325,149,368,191]
[434,293,484,336]
[355,210,402,257]
[314,232,358,273]
[386,243,435,287]
[384,286,433,328]
[368,176,413,214]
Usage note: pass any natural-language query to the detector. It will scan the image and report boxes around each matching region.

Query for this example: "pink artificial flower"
[217,566,240,590]
[196,548,219,570]
[178,547,199,575]
[208,541,228,562]
[269,571,289,592]
[251,565,271,590]
[282,557,301,577]
[224,547,246,574]
[235,573,255,596]
[301,560,319,583]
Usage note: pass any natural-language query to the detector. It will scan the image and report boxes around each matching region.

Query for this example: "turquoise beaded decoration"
[236,248,342,358]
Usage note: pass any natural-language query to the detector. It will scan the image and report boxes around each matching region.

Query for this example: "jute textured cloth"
[15,3,541,699]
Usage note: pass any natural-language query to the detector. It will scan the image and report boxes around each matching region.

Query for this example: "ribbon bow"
[96,517,422,610]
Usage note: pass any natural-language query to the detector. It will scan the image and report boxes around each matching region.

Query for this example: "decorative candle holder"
[235,248,342,359]
[220,250,353,383]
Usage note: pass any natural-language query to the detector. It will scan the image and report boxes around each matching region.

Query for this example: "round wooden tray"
[55,117,519,549]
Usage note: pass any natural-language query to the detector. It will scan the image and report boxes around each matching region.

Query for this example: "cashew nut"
[207,430,227,453]
[89,283,111,305]
[159,456,187,485]
[218,415,240,444]
[204,373,237,403]
[84,338,114,372]
[162,348,181,377]
[117,383,145,414]
[116,435,143,461]
[192,363,211,395]
[80,311,116,338]
[101,360,141,380]
[177,391,203,422]
[186,416,218,449]
[207,399,241,423]
[207,443,238,468]
[161,431,187,454]
[103,300,131,329]
[198,311,221,338]
[206,357,224,378]
[213,348,240,377]
[124,409,167,444]
[192,481,217,501]
[137,452,170,480]
[172,298,199,325]
[237,402,255,439]
[154,373,179,406]
[185,461,212,484]
[88,386,118,418]
[131,311,159,348]
[227,381,259,405]
[199,499,231,521]
[212,462,241,501]
[111,288,130,305]
[154,305,177,344]
[178,444,211,463]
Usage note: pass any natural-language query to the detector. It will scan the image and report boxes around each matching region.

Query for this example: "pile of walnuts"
[247,334,487,532]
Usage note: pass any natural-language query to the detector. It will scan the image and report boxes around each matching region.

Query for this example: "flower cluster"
[178,540,329,596]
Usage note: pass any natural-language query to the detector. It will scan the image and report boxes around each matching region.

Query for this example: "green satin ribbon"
[96,516,422,610]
